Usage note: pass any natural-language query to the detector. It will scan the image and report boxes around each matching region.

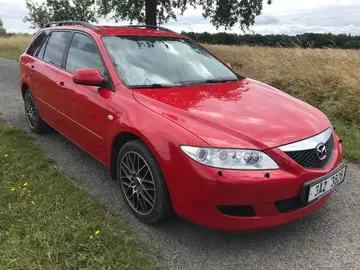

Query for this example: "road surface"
[1,58,359,270]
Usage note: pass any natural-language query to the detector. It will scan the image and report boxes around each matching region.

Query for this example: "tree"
[98,0,273,30]
[24,0,98,29]
[0,18,6,36]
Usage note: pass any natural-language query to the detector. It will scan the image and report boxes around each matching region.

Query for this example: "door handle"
[58,81,66,90]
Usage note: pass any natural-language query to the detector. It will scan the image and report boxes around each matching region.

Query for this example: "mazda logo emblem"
[316,144,327,160]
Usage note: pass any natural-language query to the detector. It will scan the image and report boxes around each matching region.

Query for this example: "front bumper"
[158,132,344,231]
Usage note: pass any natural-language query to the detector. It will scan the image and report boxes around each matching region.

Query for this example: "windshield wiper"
[128,83,183,89]
[185,78,239,86]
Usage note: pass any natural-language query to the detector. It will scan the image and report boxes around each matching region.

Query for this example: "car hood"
[133,78,331,150]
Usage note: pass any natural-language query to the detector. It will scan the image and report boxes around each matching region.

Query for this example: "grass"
[332,120,360,161]
[1,35,360,160]
[0,35,30,60]
[0,119,162,269]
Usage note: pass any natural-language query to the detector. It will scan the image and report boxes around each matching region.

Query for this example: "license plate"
[304,164,346,204]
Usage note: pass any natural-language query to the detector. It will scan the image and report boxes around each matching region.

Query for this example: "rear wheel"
[117,140,173,224]
[24,89,49,133]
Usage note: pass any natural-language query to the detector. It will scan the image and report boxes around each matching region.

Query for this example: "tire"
[24,89,49,133]
[117,139,173,224]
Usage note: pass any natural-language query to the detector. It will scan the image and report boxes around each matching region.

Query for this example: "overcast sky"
[1,0,360,35]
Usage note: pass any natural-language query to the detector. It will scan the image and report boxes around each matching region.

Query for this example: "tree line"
[182,31,360,49]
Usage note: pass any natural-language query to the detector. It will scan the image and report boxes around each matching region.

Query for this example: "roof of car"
[98,26,181,37]
[43,22,183,38]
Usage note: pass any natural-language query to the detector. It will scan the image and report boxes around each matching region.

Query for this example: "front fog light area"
[180,146,279,170]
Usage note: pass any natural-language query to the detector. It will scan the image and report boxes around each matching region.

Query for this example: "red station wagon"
[19,21,346,231]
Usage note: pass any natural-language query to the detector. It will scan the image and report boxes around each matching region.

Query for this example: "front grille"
[275,197,304,213]
[217,205,256,217]
[285,134,334,169]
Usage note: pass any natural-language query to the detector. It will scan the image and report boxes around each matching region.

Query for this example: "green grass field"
[0,119,162,269]
[0,48,23,60]
[0,35,30,60]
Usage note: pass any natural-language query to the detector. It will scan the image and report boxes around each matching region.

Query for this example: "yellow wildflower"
[89,235,93,239]
[4,154,8,158]
[23,183,28,187]
[10,188,15,191]
[95,230,100,235]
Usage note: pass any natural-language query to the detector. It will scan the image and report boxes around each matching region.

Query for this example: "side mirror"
[73,69,104,86]
[226,62,232,69]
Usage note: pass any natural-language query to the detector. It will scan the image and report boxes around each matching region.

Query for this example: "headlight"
[180,146,279,170]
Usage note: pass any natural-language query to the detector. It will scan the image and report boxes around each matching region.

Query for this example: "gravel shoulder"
[1,58,359,270]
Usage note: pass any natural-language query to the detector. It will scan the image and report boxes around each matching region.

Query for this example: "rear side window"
[43,31,72,66]
[65,33,105,74]
[26,31,48,56]
[36,34,50,59]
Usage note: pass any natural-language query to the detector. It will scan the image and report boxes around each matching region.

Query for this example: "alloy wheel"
[25,93,37,128]
[120,151,156,215]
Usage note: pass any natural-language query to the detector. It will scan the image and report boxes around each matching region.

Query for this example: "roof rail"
[43,21,106,35]
[121,25,178,34]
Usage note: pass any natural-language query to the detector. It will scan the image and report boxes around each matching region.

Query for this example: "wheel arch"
[109,128,159,181]
[21,83,30,98]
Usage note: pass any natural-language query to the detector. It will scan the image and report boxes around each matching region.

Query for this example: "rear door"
[59,32,114,162]
[20,31,50,120]
[34,31,73,126]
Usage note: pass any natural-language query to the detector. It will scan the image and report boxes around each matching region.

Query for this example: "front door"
[58,32,114,163]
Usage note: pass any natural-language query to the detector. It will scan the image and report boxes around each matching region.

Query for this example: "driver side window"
[65,33,105,75]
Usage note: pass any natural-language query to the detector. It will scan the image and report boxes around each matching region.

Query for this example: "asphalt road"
[1,57,360,270]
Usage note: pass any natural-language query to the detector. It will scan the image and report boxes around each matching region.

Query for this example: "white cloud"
[252,24,360,36]
[6,28,18,33]
[165,0,360,35]
[255,15,280,25]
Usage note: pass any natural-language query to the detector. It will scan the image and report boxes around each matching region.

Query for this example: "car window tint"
[43,31,72,66]
[65,33,105,74]
[35,34,50,59]
[27,31,48,56]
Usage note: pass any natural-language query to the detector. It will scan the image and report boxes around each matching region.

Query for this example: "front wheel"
[24,89,49,133]
[117,140,173,224]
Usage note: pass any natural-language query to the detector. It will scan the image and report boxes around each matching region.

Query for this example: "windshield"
[102,36,240,88]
